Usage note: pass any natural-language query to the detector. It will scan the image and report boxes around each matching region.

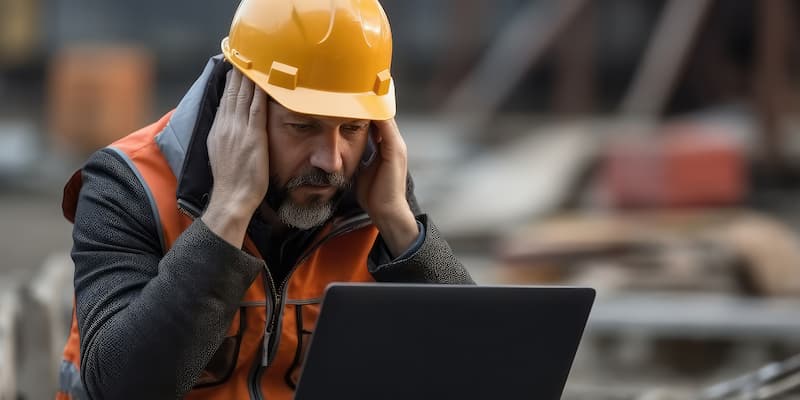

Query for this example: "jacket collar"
[155,55,228,216]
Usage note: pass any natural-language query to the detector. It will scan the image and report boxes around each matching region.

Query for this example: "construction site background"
[2,0,800,399]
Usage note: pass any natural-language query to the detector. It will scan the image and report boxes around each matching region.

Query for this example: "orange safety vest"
[57,111,378,399]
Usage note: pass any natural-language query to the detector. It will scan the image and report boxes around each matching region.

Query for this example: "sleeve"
[373,220,425,261]
[71,149,263,399]
[368,214,475,284]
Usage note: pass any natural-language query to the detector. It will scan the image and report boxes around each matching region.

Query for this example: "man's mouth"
[295,184,336,195]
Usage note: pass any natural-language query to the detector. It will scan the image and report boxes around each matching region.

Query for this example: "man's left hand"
[356,119,419,257]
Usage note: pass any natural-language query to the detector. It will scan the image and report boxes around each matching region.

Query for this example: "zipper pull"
[176,200,201,220]
[262,331,272,367]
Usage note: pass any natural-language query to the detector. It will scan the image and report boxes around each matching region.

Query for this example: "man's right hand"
[201,68,269,248]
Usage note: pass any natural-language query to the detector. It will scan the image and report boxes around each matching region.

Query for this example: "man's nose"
[309,131,343,173]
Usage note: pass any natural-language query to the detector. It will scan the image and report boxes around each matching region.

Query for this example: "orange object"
[222,0,395,120]
[602,124,748,208]
[47,46,154,156]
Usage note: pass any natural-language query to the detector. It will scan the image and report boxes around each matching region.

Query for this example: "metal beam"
[440,0,591,138]
[755,0,791,171]
[620,0,714,117]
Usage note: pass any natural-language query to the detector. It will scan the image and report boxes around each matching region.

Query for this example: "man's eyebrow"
[277,106,366,124]
[282,110,315,120]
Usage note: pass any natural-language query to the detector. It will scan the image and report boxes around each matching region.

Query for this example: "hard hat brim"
[222,46,396,121]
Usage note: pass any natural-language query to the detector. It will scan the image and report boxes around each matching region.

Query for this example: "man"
[56,0,473,399]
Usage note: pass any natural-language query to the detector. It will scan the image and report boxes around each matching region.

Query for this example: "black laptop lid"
[294,284,595,400]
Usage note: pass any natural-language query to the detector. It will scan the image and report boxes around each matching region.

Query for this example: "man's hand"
[202,68,269,248]
[356,119,419,257]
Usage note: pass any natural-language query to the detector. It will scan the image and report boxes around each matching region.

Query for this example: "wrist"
[203,199,253,225]
[208,187,263,217]
[201,196,257,248]
[373,206,419,257]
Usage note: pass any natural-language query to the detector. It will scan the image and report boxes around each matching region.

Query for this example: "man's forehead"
[271,100,368,123]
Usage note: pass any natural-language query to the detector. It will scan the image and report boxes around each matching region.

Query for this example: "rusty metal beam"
[755,0,790,171]
[553,2,596,115]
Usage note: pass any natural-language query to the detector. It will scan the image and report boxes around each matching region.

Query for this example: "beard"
[265,168,352,230]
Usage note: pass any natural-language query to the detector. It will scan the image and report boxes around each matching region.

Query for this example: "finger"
[224,68,243,113]
[236,74,255,120]
[249,86,268,131]
[355,154,379,205]
[217,69,234,115]
[373,119,406,156]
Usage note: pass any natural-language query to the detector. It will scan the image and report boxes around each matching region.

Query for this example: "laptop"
[294,283,595,400]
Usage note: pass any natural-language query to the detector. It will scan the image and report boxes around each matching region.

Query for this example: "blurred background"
[2,0,800,398]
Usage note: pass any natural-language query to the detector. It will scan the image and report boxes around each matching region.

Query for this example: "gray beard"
[276,195,334,230]
[267,167,352,229]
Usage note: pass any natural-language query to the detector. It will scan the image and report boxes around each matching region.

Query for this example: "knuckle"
[225,80,238,95]
[249,104,264,117]
[236,92,251,103]
[225,88,238,102]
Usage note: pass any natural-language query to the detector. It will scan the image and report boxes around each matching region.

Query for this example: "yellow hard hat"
[221,0,395,120]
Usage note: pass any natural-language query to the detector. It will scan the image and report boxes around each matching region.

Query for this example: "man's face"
[266,100,370,229]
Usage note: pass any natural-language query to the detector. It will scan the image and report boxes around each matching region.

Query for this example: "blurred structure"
[0,0,40,68]
[47,46,154,156]
[414,0,800,398]
[0,288,18,400]
[600,126,747,208]
[2,0,800,399]
[702,354,800,399]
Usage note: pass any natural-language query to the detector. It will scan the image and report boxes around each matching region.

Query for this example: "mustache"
[286,168,351,190]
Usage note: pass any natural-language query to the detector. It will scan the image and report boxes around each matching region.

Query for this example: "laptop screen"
[294,283,594,400]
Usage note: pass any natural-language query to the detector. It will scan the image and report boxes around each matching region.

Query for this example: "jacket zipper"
[261,268,278,367]
[251,260,277,400]
[179,202,269,400]
[251,217,372,398]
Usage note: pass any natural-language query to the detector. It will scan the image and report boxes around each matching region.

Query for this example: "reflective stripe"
[107,146,166,252]
[286,298,322,305]
[239,301,267,307]
[155,55,224,180]
[154,124,187,182]
[59,360,88,400]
